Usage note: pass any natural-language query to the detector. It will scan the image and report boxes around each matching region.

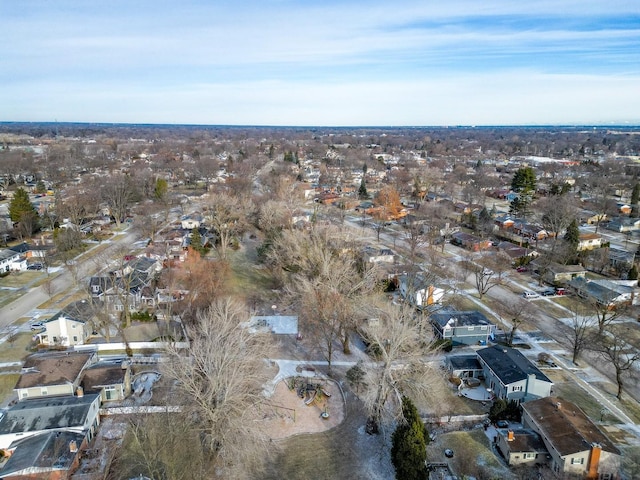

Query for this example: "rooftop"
[477,345,551,385]
[522,397,620,456]
[15,352,95,390]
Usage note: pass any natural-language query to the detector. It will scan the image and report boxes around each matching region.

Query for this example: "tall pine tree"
[391,397,429,480]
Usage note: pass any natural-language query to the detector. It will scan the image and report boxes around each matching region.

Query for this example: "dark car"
[27,263,43,270]
[540,288,555,296]
[495,420,509,428]
[516,266,528,273]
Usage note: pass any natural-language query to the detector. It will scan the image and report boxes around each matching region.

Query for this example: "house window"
[480,326,487,330]
[72,324,76,328]
[571,457,584,465]
[512,385,522,392]
[467,327,474,331]
[523,453,536,459]
[599,474,612,480]
[21,391,27,398]
[41,388,48,396]
[105,385,116,400]
[73,336,78,342]
[114,305,124,312]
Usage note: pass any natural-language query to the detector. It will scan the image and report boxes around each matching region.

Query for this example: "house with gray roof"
[477,345,552,402]
[0,430,86,479]
[495,428,548,467]
[430,309,495,346]
[568,277,637,307]
[0,393,101,449]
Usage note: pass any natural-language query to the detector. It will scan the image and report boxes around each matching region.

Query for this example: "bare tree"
[109,411,212,480]
[163,298,275,476]
[267,226,378,367]
[204,192,251,261]
[496,297,535,347]
[102,173,137,228]
[359,302,439,433]
[467,251,510,299]
[537,195,578,259]
[591,325,640,400]
[561,305,597,364]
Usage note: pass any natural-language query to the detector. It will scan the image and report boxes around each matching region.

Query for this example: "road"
[0,228,141,329]
[335,208,640,437]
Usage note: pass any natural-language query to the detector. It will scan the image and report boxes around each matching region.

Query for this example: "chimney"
[587,443,602,480]
[76,386,84,398]
[69,440,78,453]
[507,430,514,442]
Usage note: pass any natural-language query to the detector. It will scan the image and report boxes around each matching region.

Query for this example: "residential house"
[180,214,203,230]
[567,277,637,307]
[447,355,483,380]
[37,301,95,347]
[0,393,101,449]
[581,211,607,225]
[14,352,97,401]
[577,232,603,251]
[496,241,537,264]
[477,345,552,402]
[0,248,22,273]
[494,214,515,230]
[532,261,587,285]
[616,202,632,215]
[362,246,395,264]
[81,360,132,402]
[430,309,495,346]
[495,428,548,467]
[513,221,549,242]
[0,430,86,479]
[521,397,621,479]
[398,273,445,308]
[608,247,634,274]
[605,217,640,233]
[450,232,492,251]
[89,256,159,314]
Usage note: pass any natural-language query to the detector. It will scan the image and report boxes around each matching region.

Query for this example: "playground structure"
[289,376,332,407]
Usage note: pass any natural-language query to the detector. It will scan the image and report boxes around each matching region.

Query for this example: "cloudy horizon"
[2,1,639,126]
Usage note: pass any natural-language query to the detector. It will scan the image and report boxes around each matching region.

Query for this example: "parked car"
[516,266,528,273]
[540,288,556,297]
[30,322,44,330]
[27,263,43,270]
[495,420,509,428]
[522,291,539,299]
[555,287,566,296]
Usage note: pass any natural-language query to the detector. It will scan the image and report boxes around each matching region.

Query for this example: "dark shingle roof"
[477,345,550,385]
[0,394,100,435]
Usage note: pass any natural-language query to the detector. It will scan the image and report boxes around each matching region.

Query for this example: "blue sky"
[1,1,639,126]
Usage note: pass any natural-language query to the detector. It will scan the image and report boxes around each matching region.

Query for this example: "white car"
[30,322,45,330]
[522,291,539,299]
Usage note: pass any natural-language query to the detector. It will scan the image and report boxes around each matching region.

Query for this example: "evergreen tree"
[488,398,507,423]
[510,167,537,219]
[632,183,640,205]
[190,228,206,257]
[154,178,168,202]
[9,187,37,223]
[391,397,429,480]
[631,183,640,217]
[358,177,368,199]
[564,219,580,248]
[35,180,46,194]
[628,264,638,281]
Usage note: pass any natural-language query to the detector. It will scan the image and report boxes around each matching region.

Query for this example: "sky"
[1,0,639,126]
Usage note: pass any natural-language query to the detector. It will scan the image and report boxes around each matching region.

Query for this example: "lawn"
[427,429,509,479]
[0,332,35,363]
[0,374,21,404]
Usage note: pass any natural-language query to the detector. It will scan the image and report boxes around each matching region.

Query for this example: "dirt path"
[261,391,394,480]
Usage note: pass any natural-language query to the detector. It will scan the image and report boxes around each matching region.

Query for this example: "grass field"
[0,333,35,363]
[427,429,509,479]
